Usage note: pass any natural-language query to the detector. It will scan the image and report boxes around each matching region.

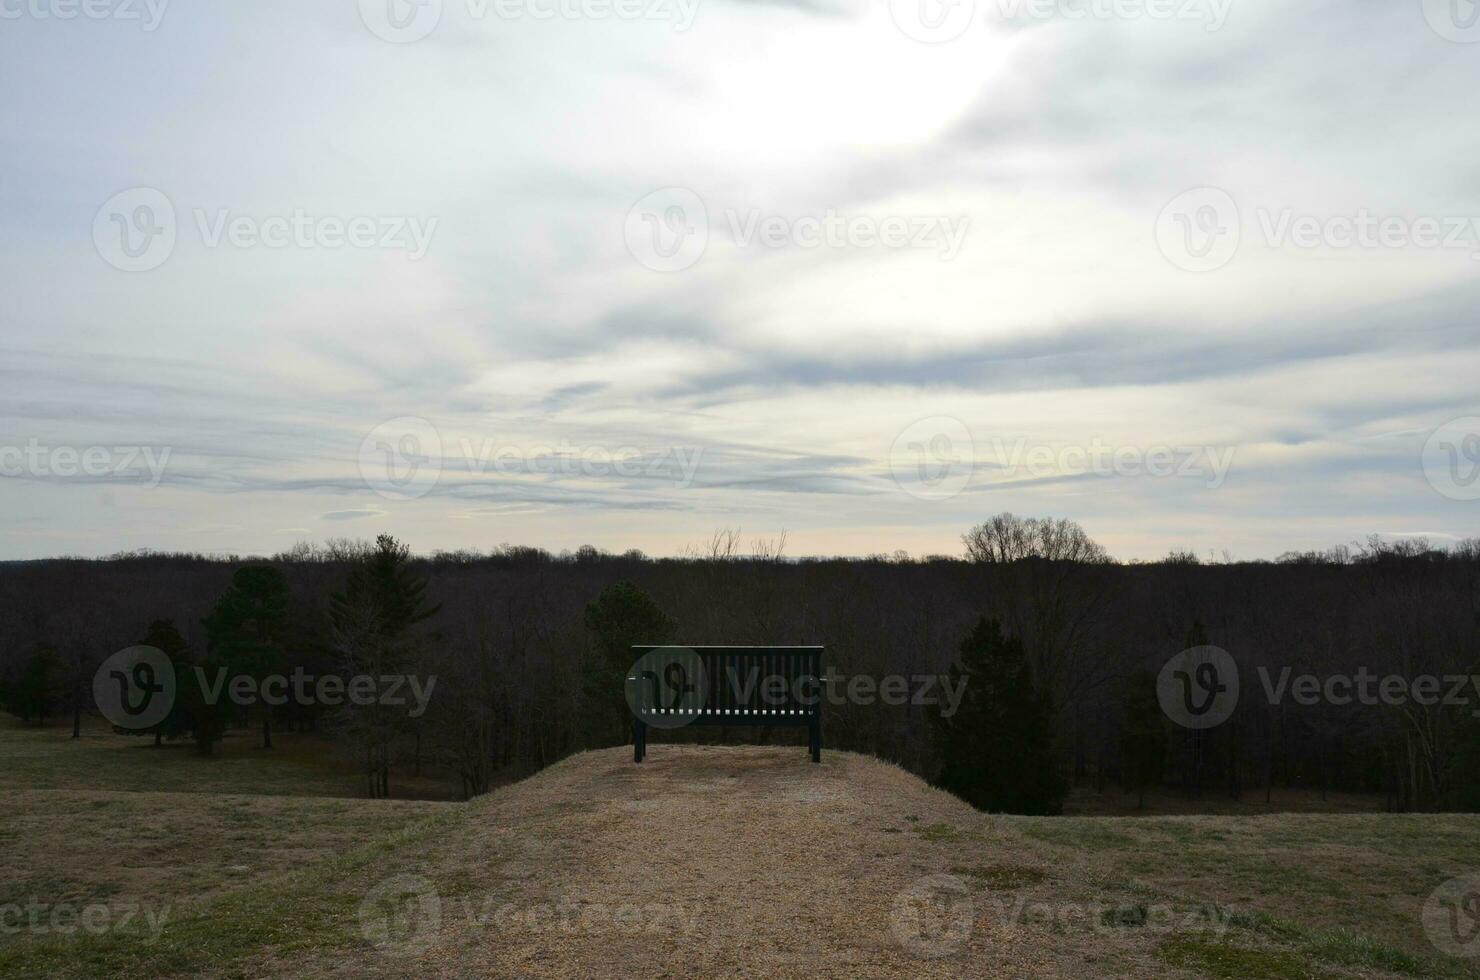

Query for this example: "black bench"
[628,646,822,763]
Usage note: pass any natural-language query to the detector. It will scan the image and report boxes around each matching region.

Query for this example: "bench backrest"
[629,646,823,720]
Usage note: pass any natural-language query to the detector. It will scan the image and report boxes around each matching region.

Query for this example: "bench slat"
[629,646,823,762]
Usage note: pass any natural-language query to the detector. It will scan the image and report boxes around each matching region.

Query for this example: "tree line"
[1,519,1477,813]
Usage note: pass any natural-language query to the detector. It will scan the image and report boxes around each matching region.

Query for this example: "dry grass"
[0,716,454,964]
[1014,810,1480,956]
[3,728,1479,979]
[250,747,1480,980]
[0,789,447,917]
[0,714,462,799]
[256,745,1124,978]
[1063,784,1385,817]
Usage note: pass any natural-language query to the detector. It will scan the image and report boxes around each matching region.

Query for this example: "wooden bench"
[628,646,822,763]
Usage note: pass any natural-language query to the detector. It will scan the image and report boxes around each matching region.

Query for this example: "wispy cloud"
[1,0,1476,559]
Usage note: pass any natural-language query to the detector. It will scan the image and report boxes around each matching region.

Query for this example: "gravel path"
[288,746,1171,978]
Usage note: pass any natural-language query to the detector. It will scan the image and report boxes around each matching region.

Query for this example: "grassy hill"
[2,729,1479,978]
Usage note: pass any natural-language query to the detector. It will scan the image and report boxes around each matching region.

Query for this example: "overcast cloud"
[1,0,1476,559]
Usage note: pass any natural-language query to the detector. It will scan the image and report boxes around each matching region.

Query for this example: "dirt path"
[282,746,1175,978]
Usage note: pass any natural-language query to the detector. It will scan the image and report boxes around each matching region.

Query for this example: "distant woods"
[1,517,1478,813]
[932,616,1066,815]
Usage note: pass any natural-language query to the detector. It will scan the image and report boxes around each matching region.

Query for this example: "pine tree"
[329,534,440,642]
[1182,618,1210,798]
[116,620,196,747]
[7,643,65,725]
[328,535,439,798]
[931,617,1067,815]
[583,581,673,745]
[178,651,232,756]
[204,566,290,749]
[1119,669,1166,809]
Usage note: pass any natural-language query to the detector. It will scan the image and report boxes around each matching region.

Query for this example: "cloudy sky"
[1,0,1477,560]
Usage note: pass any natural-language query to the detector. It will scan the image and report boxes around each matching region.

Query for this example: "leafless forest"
[2,527,1477,811]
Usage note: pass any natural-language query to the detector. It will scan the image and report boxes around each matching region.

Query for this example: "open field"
[0,789,447,917]
[1014,812,1480,968]
[1062,784,1387,817]
[0,719,452,962]
[2,727,1479,978]
[0,714,463,799]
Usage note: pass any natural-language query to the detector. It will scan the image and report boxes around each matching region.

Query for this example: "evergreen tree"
[1119,669,1167,809]
[931,617,1067,815]
[1445,715,1480,811]
[583,581,673,745]
[178,650,232,756]
[204,566,290,749]
[328,535,439,798]
[1182,618,1210,798]
[329,534,440,642]
[7,643,65,726]
[115,620,196,747]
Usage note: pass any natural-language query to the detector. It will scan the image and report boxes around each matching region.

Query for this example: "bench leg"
[810,717,821,763]
[633,720,646,763]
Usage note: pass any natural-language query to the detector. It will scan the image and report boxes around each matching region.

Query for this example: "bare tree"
[752,529,788,563]
[683,527,744,561]
[962,513,1111,565]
